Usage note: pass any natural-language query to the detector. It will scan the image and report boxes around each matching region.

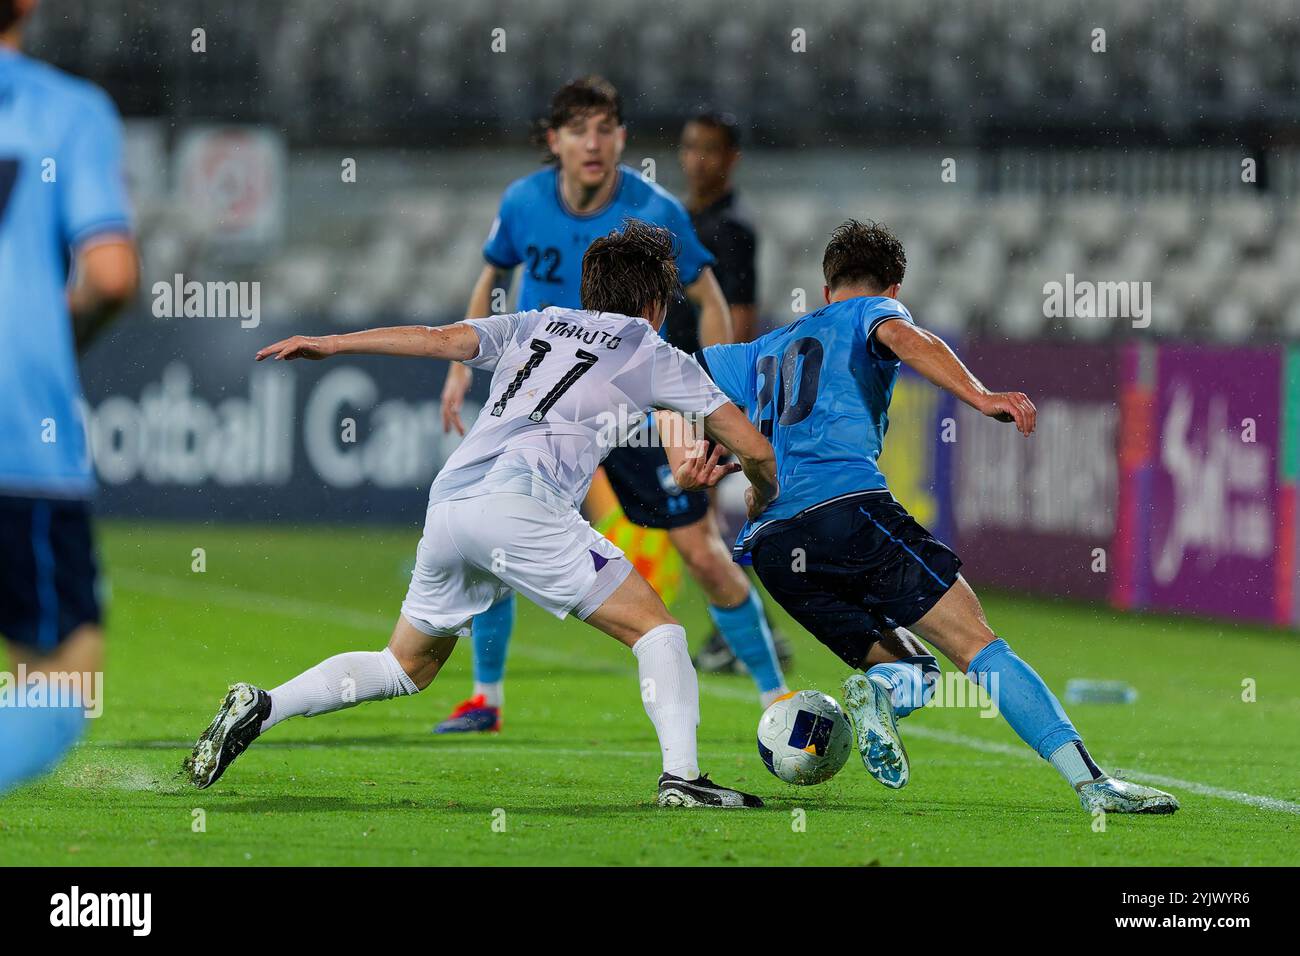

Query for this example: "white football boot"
[657,773,764,808]
[843,673,910,789]
[184,682,272,789]
[1077,776,1180,814]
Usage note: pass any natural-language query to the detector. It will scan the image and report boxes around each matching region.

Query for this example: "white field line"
[903,726,1300,816]
[111,570,1300,815]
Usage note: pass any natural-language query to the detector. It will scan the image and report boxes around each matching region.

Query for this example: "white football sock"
[262,648,418,732]
[1049,740,1106,788]
[760,687,789,709]
[632,624,700,780]
[473,681,503,709]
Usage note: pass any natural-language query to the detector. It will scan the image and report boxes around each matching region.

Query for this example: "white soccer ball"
[756,689,853,785]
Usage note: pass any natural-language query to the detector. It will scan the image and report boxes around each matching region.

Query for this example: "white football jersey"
[430,307,729,510]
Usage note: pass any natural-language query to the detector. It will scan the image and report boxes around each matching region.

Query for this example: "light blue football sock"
[865,654,939,719]
[0,685,88,796]
[471,593,515,686]
[967,638,1080,758]
[708,588,784,694]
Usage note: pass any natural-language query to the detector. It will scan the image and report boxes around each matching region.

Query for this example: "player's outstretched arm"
[255,323,482,363]
[700,403,779,518]
[874,319,1037,436]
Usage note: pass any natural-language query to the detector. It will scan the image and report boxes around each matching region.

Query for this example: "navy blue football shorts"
[748,491,961,667]
[0,495,102,654]
[601,442,710,531]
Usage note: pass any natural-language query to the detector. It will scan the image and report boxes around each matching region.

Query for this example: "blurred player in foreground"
[671,220,1179,814]
[184,221,778,808]
[0,0,138,795]
[435,77,787,734]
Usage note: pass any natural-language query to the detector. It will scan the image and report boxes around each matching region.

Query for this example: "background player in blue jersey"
[675,220,1179,814]
[0,0,139,795]
[434,77,787,732]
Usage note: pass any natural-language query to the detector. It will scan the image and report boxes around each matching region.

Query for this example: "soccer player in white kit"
[183,221,779,808]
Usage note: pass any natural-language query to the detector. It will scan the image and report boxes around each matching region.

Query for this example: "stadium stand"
[25,0,1300,340]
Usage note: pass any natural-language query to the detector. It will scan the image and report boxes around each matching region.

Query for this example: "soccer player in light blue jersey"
[673,220,1178,814]
[0,0,139,796]
[433,77,787,732]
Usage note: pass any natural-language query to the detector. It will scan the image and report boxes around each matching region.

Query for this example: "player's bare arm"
[699,402,778,518]
[729,302,758,343]
[442,263,515,435]
[255,322,483,363]
[669,439,742,492]
[873,318,1037,437]
[658,406,776,515]
[686,266,734,346]
[69,237,140,351]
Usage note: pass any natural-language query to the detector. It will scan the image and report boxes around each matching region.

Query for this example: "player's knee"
[386,633,456,691]
[683,552,728,591]
[675,534,736,588]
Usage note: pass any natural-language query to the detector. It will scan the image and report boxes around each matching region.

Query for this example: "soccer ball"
[757,690,853,785]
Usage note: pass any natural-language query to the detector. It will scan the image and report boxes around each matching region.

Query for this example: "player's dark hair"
[0,0,20,32]
[534,76,623,164]
[686,110,742,150]
[822,219,907,293]
[581,219,680,318]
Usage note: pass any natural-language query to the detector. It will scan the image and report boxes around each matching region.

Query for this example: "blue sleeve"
[663,198,714,287]
[59,89,132,248]
[863,299,913,362]
[696,341,755,409]
[482,184,523,269]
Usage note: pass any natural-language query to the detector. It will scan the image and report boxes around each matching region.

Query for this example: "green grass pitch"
[1,521,1296,866]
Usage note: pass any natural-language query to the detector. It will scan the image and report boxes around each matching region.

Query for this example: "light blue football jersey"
[0,48,132,497]
[699,296,914,552]
[483,164,714,312]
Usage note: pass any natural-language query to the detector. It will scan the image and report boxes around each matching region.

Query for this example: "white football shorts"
[400,493,631,637]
